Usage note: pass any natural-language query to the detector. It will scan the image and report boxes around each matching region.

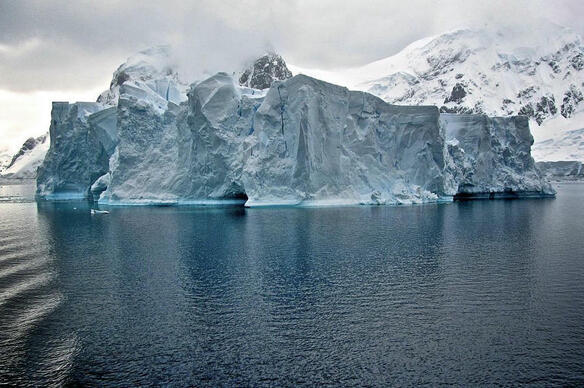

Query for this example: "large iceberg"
[36,50,554,205]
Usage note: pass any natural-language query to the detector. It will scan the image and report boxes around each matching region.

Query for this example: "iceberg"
[36,50,555,205]
[241,75,446,206]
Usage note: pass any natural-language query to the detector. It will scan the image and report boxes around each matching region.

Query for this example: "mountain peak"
[239,53,293,89]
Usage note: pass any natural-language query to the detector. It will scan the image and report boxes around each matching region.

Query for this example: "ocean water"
[0,182,583,386]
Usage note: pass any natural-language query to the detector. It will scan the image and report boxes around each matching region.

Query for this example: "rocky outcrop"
[560,84,584,118]
[239,53,293,90]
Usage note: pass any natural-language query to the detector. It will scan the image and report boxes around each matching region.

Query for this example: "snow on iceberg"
[97,45,187,108]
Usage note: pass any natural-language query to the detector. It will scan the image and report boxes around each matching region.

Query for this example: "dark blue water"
[0,183,583,386]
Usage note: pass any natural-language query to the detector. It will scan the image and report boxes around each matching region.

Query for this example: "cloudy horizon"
[1,0,584,152]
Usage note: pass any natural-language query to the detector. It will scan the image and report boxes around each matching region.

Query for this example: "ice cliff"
[442,114,553,198]
[36,49,554,205]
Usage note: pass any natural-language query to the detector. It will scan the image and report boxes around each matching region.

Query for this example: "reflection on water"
[0,184,583,385]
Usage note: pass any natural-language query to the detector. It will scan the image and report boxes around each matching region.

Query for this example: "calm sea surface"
[0,182,583,386]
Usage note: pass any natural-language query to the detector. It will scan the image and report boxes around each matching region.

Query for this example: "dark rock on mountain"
[561,84,584,118]
[444,83,467,104]
[239,53,293,89]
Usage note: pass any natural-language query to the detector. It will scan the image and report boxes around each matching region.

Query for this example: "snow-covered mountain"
[1,134,49,179]
[291,22,584,161]
[533,127,584,161]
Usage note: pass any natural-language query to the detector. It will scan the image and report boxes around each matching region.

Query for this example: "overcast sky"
[1,0,583,151]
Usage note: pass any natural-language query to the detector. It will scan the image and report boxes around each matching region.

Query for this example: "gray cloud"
[0,0,583,93]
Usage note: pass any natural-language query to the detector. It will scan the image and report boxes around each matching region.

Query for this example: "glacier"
[36,48,554,206]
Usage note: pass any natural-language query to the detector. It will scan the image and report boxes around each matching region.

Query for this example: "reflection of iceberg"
[36,49,554,206]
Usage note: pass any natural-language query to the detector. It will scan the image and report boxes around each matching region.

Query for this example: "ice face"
[441,114,555,196]
[241,75,445,206]
[98,72,259,204]
[36,102,111,200]
[37,46,189,200]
